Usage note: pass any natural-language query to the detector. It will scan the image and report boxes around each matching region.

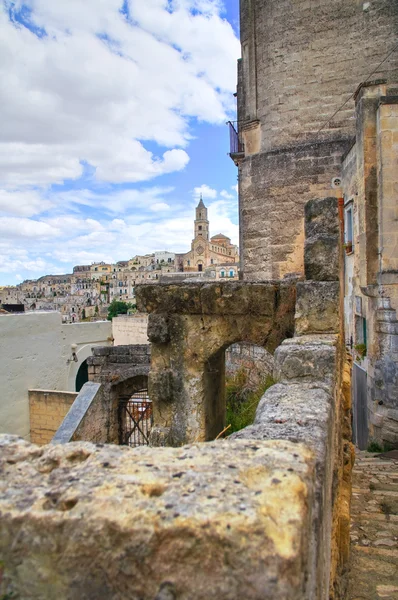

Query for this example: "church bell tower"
[194,196,209,241]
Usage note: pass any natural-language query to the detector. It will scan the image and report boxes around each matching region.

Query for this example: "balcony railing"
[227,121,245,159]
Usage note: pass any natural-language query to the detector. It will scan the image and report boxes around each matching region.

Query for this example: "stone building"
[181,197,239,272]
[233,0,398,281]
[233,0,398,445]
[341,82,398,449]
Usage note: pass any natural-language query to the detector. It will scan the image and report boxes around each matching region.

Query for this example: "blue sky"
[0,0,240,285]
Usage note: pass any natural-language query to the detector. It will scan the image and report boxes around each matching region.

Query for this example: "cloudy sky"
[0,0,240,284]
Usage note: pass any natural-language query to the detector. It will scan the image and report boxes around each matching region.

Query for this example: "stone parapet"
[0,435,316,600]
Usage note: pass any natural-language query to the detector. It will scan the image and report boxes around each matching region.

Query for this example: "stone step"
[355,512,398,523]
[352,484,398,492]
[352,545,398,558]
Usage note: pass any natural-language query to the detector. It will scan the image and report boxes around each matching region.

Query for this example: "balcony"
[227,121,245,165]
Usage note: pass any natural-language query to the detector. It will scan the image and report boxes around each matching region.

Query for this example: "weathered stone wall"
[136,281,296,446]
[29,390,77,446]
[239,140,347,280]
[225,342,273,383]
[237,0,398,279]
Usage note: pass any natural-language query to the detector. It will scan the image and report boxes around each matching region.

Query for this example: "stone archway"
[136,280,297,446]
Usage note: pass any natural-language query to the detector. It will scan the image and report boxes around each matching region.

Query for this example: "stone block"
[231,383,332,460]
[92,346,111,356]
[274,335,337,386]
[148,314,170,343]
[0,435,316,600]
[304,197,339,239]
[304,235,339,281]
[295,281,339,335]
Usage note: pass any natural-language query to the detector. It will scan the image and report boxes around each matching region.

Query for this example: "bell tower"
[194,196,209,241]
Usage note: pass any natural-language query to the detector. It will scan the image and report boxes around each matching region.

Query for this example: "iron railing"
[119,390,153,446]
[227,121,245,156]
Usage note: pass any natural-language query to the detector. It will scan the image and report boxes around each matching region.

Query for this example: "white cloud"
[220,189,234,199]
[193,184,217,200]
[0,217,59,239]
[0,1,239,188]
[0,188,54,217]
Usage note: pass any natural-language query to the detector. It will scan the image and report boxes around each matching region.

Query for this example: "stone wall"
[225,342,273,383]
[237,0,398,279]
[29,390,77,445]
[112,313,149,345]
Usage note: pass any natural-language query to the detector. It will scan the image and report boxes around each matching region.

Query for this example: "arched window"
[220,271,225,278]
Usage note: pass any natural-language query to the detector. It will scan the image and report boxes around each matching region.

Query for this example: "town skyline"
[0,0,240,285]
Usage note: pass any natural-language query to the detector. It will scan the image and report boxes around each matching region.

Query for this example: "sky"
[0,0,241,285]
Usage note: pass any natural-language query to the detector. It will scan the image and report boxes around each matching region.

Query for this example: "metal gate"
[119,390,153,446]
[352,363,368,450]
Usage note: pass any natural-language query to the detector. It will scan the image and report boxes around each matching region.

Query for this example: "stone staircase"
[349,451,398,599]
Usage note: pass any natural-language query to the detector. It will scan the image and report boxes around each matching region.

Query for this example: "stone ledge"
[0,435,315,600]
[136,280,297,316]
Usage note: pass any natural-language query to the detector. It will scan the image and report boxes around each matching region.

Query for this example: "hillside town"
[0,199,239,322]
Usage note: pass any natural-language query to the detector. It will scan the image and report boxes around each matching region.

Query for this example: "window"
[211,259,213,264]
[187,260,190,266]
[229,270,234,277]
[220,271,225,278]
[345,203,354,252]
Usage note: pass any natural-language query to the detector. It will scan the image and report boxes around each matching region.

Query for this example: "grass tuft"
[225,369,275,435]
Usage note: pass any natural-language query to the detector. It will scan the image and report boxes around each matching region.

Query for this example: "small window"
[211,259,213,264]
[229,270,234,277]
[198,226,202,231]
[345,204,354,252]
[220,271,225,278]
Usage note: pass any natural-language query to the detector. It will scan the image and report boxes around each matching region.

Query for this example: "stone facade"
[341,82,398,448]
[235,0,398,280]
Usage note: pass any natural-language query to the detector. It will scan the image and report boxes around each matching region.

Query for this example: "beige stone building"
[181,198,239,272]
[341,82,398,449]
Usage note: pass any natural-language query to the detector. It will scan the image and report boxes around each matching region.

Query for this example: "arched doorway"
[75,359,88,392]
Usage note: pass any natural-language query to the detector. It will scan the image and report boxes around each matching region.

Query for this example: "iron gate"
[119,390,153,446]
[352,363,368,450]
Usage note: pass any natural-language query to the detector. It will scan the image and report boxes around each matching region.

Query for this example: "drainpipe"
[338,196,345,244]
[338,195,347,348]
